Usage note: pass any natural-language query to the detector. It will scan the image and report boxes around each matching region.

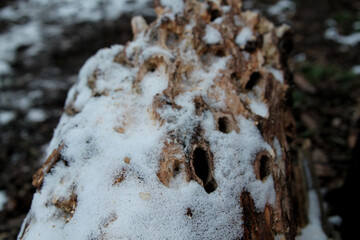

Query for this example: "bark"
[19,0,308,239]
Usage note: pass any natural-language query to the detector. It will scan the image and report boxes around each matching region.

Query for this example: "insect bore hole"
[192,147,217,193]
[245,72,261,90]
[259,155,271,181]
[218,116,231,133]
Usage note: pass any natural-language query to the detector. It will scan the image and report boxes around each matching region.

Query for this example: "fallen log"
[19,0,308,239]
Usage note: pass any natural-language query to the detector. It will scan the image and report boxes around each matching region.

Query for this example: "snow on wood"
[235,27,254,48]
[19,0,297,239]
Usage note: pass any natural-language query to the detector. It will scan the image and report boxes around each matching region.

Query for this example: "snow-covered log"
[19,0,300,239]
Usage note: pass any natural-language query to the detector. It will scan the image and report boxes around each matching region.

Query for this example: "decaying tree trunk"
[18,0,310,239]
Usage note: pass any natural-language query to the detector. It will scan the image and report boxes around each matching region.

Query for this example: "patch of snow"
[275,234,286,240]
[274,137,282,161]
[203,25,222,45]
[248,92,269,118]
[0,0,153,24]
[353,21,360,31]
[268,67,284,83]
[294,53,306,62]
[235,27,253,48]
[160,0,184,14]
[0,61,11,75]
[0,111,16,125]
[0,0,154,80]
[328,215,342,226]
[213,17,223,24]
[1,90,43,110]
[325,27,360,47]
[351,65,360,75]
[141,66,169,103]
[126,31,148,59]
[221,6,231,14]
[0,21,42,65]
[267,0,296,16]
[0,191,8,211]
[296,190,327,240]
[26,109,47,123]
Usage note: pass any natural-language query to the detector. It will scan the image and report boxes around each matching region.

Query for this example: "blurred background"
[0,0,359,239]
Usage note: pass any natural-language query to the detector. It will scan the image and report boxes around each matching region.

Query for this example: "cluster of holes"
[192,147,217,193]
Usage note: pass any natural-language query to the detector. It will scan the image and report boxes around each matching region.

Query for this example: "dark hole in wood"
[192,147,217,193]
[193,147,209,185]
[245,72,261,90]
[148,64,156,72]
[256,34,263,48]
[146,62,157,72]
[218,117,231,133]
[210,9,221,21]
[245,40,258,52]
[186,207,193,218]
[204,179,217,193]
[173,162,181,177]
[259,155,270,180]
[215,49,225,57]
[286,135,293,144]
[231,72,237,80]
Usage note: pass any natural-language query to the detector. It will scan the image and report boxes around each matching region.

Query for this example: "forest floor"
[1,0,359,239]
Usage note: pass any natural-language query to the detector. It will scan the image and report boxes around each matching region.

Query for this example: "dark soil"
[1,0,360,239]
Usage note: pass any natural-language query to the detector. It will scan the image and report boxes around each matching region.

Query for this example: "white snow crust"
[235,27,253,48]
[248,92,269,118]
[203,25,223,45]
[268,67,284,83]
[160,0,184,14]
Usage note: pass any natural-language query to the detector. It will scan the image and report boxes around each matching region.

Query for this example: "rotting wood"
[19,0,315,239]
